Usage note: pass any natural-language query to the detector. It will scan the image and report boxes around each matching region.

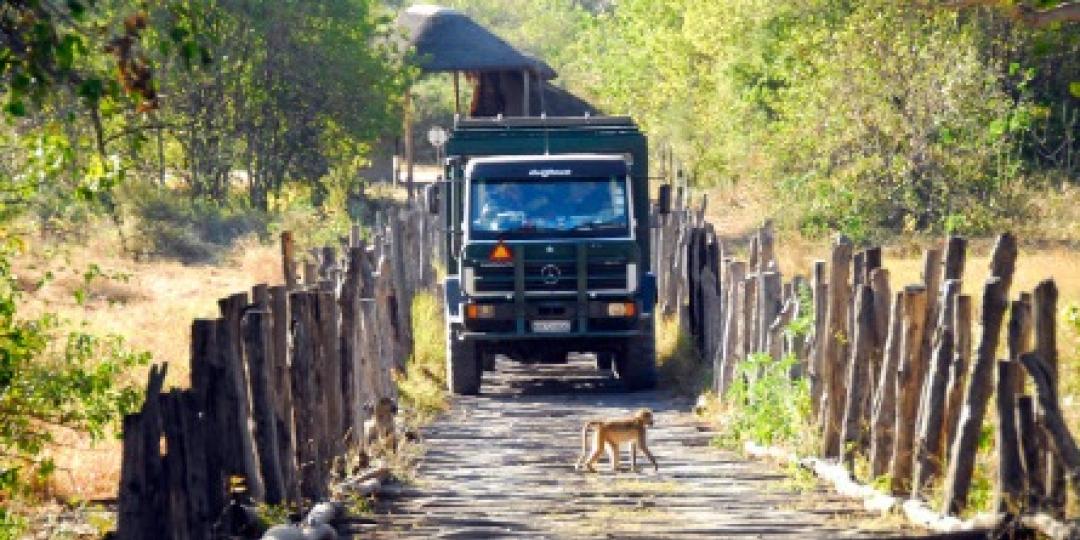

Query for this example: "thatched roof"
[398,5,556,79]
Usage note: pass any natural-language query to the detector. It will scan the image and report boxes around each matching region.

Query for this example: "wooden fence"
[116,202,438,539]
[654,198,1077,530]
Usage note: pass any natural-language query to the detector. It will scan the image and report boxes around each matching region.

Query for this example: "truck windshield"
[469,176,630,239]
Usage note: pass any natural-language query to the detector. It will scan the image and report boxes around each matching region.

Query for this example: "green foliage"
[718,353,813,450]
[563,0,1080,241]
[0,236,150,502]
[122,183,270,263]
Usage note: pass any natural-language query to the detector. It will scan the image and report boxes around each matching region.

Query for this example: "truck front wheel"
[615,329,658,391]
[446,326,481,395]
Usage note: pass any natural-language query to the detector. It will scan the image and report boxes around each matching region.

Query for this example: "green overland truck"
[430,116,668,395]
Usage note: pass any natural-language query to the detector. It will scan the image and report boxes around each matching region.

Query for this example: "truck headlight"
[626,263,638,292]
[466,303,496,319]
[606,302,636,317]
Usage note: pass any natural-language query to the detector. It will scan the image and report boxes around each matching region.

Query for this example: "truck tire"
[616,330,658,391]
[446,327,481,395]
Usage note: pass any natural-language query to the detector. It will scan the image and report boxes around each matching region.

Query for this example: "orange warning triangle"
[489,242,513,262]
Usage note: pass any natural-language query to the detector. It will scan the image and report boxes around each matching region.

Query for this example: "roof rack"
[454,116,636,129]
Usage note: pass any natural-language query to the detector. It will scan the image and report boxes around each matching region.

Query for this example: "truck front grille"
[473,258,628,295]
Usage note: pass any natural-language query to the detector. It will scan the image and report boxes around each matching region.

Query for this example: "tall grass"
[396,292,449,425]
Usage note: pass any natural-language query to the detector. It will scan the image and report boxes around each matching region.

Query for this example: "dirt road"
[360,357,914,538]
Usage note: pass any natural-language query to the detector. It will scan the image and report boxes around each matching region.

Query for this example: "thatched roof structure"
[399,5,556,79]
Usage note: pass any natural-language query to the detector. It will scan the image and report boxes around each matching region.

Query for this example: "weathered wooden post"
[841,285,874,470]
[822,236,853,458]
[912,279,960,496]
[117,364,169,540]
[218,293,264,501]
[718,261,746,396]
[317,284,344,473]
[269,285,300,506]
[1016,395,1045,511]
[1019,351,1080,507]
[942,277,1010,514]
[993,359,1024,514]
[869,291,904,478]
[868,268,892,394]
[282,231,298,290]
[890,285,928,495]
[810,261,827,420]
[1033,279,1063,514]
[243,309,285,505]
[943,294,973,454]
[759,271,783,357]
[918,248,943,381]
[289,291,326,501]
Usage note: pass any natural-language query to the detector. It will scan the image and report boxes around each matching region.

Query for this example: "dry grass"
[13,225,284,502]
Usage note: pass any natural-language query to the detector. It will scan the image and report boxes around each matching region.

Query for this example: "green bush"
[0,238,150,529]
[122,183,270,263]
[718,353,814,451]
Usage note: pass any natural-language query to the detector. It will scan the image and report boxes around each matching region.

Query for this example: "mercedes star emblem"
[540,264,561,285]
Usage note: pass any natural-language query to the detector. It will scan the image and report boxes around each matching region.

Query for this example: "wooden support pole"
[913,279,960,496]
[841,285,874,470]
[1033,279,1063,515]
[719,261,746,396]
[217,293,264,501]
[822,236,853,458]
[1016,395,1046,511]
[943,236,967,282]
[943,294,973,455]
[868,268,892,390]
[1019,352,1080,505]
[870,291,904,478]
[268,286,299,507]
[993,359,1024,514]
[281,231,297,290]
[759,271,782,357]
[890,285,928,495]
[810,261,827,420]
[942,277,1009,514]
[243,310,284,505]
[1007,299,1033,395]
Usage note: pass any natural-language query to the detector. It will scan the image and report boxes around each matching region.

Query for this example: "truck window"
[468,176,630,239]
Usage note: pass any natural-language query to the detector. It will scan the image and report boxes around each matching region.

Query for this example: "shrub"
[121,183,270,263]
[718,353,814,452]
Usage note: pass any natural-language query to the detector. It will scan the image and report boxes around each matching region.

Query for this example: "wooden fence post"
[243,309,284,505]
[282,231,297,290]
[810,261,827,420]
[822,236,853,458]
[912,279,960,496]
[942,276,1009,514]
[1016,395,1045,511]
[218,293,264,501]
[943,294,973,455]
[1033,279,1064,515]
[317,285,344,476]
[290,291,326,501]
[718,261,746,396]
[117,363,169,540]
[269,285,300,507]
[890,285,928,495]
[869,291,904,478]
[759,271,782,357]
[841,285,874,469]
[1019,352,1080,505]
[993,359,1024,514]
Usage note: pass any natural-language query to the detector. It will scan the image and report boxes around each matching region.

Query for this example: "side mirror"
[425,183,440,215]
[657,184,672,215]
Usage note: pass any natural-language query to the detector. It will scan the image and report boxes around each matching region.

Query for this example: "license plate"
[532,320,571,333]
